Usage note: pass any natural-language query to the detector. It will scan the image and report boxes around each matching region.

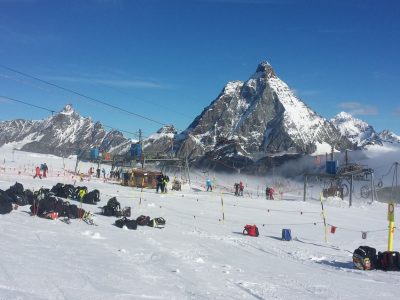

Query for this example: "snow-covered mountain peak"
[334,111,354,120]
[60,104,75,115]
[254,61,276,79]
[331,112,371,134]
[223,81,244,95]
[379,129,400,143]
[330,112,377,147]
[178,61,352,159]
[157,124,177,135]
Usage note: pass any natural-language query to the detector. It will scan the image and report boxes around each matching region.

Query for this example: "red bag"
[243,225,259,237]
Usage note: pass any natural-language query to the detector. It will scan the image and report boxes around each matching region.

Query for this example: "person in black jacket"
[156,174,164,193]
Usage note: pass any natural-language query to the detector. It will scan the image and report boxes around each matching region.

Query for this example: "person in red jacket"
[268,187,275,200]
[239,181,244,196]
[33,166,42,179]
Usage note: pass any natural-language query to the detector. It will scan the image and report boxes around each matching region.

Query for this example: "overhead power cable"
[0,64,168,127]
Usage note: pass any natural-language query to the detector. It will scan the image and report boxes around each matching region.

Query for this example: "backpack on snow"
[8,182,24,196]
[82,189,100,205]
[101,197,121,216]
[377,251,400,271]
[115,217,137,230]
[148,217,166,228]
[352,246,377,270]
[6,182,29,206]
[116,206,131,218]
[243,224,259,237]
[136,215,151,226]
[0,189,13,215]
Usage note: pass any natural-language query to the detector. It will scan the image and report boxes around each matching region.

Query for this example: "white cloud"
[338,102,378,116]
[47,76,165,89]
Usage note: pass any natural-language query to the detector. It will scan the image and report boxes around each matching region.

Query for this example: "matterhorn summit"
[177,61,352,160]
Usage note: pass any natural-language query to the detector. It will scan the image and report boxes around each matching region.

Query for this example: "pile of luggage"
[50,183,100,205]
[100,197,165,230]
[0,182,86,219]
[2,182,166,230]
[353,246,400,271]
[114,215,166,230]
[1,182,33,213]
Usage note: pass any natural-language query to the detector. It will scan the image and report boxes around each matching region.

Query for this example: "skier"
[156,174,164,193]
[33,166,42,179]
[96,168,100,178]
[162,175,170,193]
[102,168,106,179]
[234,183,239,196]
[206,178,213,191]
[42,163,48,178]
[268,186,275,200]
[239,181,244,196]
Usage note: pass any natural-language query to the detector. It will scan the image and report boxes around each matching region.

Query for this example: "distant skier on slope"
[33,166,42,179]
[206,178,213,191]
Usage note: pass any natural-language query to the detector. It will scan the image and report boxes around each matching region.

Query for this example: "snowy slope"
[1,145,400,299]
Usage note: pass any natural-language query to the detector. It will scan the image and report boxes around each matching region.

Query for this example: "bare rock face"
[177,61,353,161]
[0,104,127,157]
[142,125,177,157]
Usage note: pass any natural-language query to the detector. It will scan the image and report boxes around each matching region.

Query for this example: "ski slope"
[1,143,400,300]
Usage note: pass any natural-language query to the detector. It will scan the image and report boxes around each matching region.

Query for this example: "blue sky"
[0,0,399,138]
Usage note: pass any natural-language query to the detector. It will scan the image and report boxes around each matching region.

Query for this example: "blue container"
[282,229,292,241]
[130,143,142,158]
[326,160,338,174]
[90,148,99,160]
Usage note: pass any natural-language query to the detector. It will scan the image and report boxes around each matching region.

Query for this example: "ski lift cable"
[0,64,169,128]
[0,95,55,114]
[0,95,144,138]
[101,124,148,138]
[1,69,192,127]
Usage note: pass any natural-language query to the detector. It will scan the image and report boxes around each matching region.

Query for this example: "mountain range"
[0,62,398,172]
[0,105,127,157]
[330,111,400,147]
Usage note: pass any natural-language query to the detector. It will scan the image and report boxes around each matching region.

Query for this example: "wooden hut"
[121,169,162,188]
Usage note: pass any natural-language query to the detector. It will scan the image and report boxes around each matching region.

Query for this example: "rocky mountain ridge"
[0,105,128,157]
[176,62,353,165]
[330,111,400,147]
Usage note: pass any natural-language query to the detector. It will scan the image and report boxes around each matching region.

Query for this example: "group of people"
[88,167,121,180]
[234,182,244,196]
[89,167,105,179]
[109,170,121,180]
[266,186,275,200]
[33,163,48,179]
[204,179,275,199]
[156,174,170,193]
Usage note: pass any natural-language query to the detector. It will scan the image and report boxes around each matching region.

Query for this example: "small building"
[130,143,142,158]
[90,148,99,160]
[121,168,162,188]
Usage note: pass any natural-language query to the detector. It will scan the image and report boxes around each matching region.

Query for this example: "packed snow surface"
[1,142,400,299]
